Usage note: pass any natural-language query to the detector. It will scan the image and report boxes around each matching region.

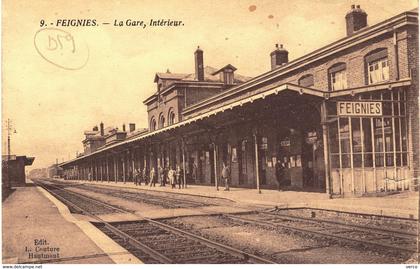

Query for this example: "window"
[339,118,350,168]
[158,113,165,129]
[298,74,314,88]
[365,48,389,85]
[368,58,389,84]
[223,71,234,85]
[168,109,176,125]
[351,118,362,167]
[362,118,373,167]
[328,89,408,169]
[329,63,347,91]
[150,117,156,131]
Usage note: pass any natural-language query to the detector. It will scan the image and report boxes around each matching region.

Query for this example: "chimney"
[345,4,367,36]
[129,123,135,132]
[122,124,126,132]
[92,125,98,131]
[100,122,104,136]
[194,46,204,81]
[270,44,289,70]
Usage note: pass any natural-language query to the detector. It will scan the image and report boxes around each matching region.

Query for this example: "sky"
[2,0,418,171]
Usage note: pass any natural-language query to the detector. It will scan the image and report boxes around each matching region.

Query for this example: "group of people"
[130,162,232,191]
[132,165,184,189]
[87,159,284,191]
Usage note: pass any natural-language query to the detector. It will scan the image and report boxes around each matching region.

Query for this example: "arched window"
[364,48,389,85]
[328,62,347,91]
[158,113,165,129]
[150,117,156,131]
[298,74,314,88]
[168,108,176,125]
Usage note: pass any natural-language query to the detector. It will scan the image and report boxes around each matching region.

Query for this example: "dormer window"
[211,64,237,85]
[365,48,389,85]
[222,69,234,85]
[329,63,347,91]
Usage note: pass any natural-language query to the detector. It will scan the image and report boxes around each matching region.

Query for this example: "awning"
[327,78,411,98]
[60,83,324,166]
[60,78,411,167]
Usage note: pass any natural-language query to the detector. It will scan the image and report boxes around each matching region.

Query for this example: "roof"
[61,78,411,168]
[181,66,250,83]
[2,155,35,166]
[211,64,238,75]
[153,66,251,84]
[145,66,252,104]
[126,128,149,138]
[24,157,35,166]
[61,9,417,168]
[181,66,221,82]
[182,9,418,116]
[84,130,99,135]
[154,72,189,82]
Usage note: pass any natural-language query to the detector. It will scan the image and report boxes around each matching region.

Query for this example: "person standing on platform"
[88,171,92,181]
[168,166,175,189]
[142,167,148,185]
[158,164,164,186]
[176,165,183,189]
[163,165,168,187]
[221,162,230,191]
[129,169,133,184]
[192,162,197,183]
[275,159,285,191]
[137,168,143,186]
[179,165,184,189]
[133,168,139,186]
[149,167,156,187]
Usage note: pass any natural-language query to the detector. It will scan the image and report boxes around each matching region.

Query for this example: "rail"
[34,179,275,264]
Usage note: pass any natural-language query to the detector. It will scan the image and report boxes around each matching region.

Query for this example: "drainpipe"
[253,129,261,194]
[213,142,219,191]
[393,29,400,81]
[182,137,187,188]
[321,101,332,198]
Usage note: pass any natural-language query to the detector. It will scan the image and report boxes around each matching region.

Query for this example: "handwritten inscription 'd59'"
[34,28,89,70]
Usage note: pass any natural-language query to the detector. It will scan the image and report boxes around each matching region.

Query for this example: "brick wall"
[147,96,180,130]
[147,86,224,129]
[185,28,415,119]
[186,87,224,107]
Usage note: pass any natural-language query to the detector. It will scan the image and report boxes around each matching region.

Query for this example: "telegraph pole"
[7,119,11,159]
[5,119,16,189]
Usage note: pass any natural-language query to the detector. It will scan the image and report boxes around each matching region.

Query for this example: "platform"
[67,179,419,219]
[2,183,140,264]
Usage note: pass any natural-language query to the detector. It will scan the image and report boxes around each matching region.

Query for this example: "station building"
[60,6,419,197]
[2,155,35,188]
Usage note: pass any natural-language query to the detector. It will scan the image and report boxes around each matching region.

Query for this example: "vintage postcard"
[2,0,419,266]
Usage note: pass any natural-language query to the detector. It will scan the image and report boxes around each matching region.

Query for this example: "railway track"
[38,181,126,215]
[34,179,275,264]
[36,179,418,260]
[223,211,417,254]
[65,182,222,209]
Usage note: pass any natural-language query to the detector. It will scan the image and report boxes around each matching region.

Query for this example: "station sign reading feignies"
[337,101,382,116]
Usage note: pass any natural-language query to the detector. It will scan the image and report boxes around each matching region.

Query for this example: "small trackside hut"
[60,6,419,197]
